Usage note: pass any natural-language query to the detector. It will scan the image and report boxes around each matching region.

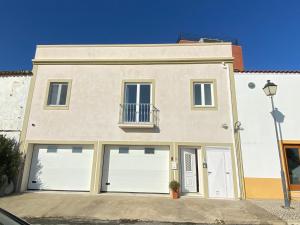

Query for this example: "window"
[47,146,57,153]
[72,147,83,153]
[284,145,300,190]
[123,82,152,123]
[185,154,192,171]
[193,81,215,107]
[119,147,129,154]
[45,80,71,109]
[145,148,155,154]
[47,82,68,105]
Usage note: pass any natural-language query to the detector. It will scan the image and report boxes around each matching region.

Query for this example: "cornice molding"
[32,57,234,65]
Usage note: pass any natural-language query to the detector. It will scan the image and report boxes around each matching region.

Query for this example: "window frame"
[121,80,155,106]
[283,144,300,191]
[44,79,72,110]
[190,79,217,110]
[120,80,155,124]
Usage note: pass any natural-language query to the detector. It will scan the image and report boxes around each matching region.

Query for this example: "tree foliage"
[0,135,21,186]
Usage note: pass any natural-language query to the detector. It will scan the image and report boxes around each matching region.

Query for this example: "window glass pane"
[124,85,137,104]
[0,212,23,225]
[145,148,155,154]
[139,84,151,122]
[72,147,82,153]
[194,83,202,105]
[59,83,68,105]
[119,147,129,154]
[47,146,57,153]
[124,85,137,122]
[140,84,150,104]
[286,148,300,185]
[204,83,212,106]
[185,154,192,171]
[47,83,59,105]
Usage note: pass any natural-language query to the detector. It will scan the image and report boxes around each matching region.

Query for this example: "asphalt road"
[25,218,230,225]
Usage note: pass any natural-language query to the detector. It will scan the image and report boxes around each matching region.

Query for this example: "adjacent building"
[0,70,32,141]
[235,71,300,200]
[19,42,244,199]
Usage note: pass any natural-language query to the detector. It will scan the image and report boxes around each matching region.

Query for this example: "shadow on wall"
[271,107,285,141]
[30,159,43,190]
[121,127,160,133]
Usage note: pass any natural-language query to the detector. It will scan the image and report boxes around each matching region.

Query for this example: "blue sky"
[0,0,299,70]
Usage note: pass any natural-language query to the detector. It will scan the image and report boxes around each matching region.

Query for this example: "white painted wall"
[0,75,31,141]
[235,73,300,178]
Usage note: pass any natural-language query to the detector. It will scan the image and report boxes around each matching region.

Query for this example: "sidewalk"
[251,200,300,225]
[0,192,286,224]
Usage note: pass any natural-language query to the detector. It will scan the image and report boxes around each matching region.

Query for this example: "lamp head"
[263,80,277,96]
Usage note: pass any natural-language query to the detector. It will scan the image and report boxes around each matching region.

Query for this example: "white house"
[235,71,300,200]
[0,71,32,141]
[19,42,245,199]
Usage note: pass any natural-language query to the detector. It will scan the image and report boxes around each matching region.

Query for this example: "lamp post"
[263,80,290,208]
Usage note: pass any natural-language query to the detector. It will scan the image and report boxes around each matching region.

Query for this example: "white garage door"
[28,145,94,191]
[101,146,169,193]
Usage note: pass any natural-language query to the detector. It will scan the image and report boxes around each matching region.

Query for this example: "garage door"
[28,145,94,191]
[101,146,169,193]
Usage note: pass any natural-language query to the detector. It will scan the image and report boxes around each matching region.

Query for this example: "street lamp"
[263,80,290,208]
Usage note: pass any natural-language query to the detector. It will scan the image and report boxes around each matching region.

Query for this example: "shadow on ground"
[25,217,249,225]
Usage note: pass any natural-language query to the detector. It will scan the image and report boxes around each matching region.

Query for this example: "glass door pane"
[285,148,300,186]
[124,84,137,122]
[139,84,151,122]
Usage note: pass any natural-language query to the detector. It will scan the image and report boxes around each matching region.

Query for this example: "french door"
[124,83,152,123]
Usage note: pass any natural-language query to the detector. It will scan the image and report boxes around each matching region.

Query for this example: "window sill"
[191,105,217,111]
[44,105,69,110]
[118,123,155,129]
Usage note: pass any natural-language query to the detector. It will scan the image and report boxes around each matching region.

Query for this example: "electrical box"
[171,161,177,170]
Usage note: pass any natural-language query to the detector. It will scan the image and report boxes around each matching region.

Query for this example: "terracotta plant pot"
[171,189,180,199]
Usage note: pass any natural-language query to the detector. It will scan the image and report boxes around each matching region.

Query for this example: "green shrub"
[169,180,180,191]
[0,135,21,187]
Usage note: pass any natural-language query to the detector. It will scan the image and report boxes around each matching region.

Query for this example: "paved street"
[0,192,286,225]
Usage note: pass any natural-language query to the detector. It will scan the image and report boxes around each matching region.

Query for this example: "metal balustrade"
[119,103,159,127]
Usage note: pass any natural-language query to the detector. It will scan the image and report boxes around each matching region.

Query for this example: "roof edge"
[236,70,300,74]
[36,42,232,48]
[0,70,33,76]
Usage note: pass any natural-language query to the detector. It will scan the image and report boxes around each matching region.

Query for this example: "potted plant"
[169,180,180,199]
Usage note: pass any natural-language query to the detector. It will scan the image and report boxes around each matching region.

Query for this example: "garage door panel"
[102,146,169,193]
[28,145,94,191]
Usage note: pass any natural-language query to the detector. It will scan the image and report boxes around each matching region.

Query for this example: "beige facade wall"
[26,63,234,143]
[34,43,232,60]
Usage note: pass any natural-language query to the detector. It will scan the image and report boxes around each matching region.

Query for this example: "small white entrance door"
[206,147,234,199]
[181,148,197,193]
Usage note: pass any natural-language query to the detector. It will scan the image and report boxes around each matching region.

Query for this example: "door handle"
[226,172,230,174]
[106,182,110,185]
[208,171,212,174]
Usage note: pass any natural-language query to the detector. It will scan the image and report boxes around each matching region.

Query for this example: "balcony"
[119,103,159,128]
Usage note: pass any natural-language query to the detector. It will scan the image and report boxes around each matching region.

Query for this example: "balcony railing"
[119,103,159,128]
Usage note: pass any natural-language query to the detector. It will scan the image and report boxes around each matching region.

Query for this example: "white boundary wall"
[0,75,31,141]
[235,72,300,179]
